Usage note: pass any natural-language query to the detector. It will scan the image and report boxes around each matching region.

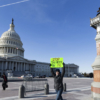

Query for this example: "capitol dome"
[0,19,24,58]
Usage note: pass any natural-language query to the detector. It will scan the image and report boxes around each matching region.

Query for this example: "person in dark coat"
[1,72,8,90]
[50,62,65,100]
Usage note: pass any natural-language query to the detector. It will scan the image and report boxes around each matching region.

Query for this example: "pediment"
[7,56,29,62]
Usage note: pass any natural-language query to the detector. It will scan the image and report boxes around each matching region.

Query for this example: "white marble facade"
[0,19,79,77]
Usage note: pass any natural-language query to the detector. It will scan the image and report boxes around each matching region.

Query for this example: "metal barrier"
[22,77,48,92]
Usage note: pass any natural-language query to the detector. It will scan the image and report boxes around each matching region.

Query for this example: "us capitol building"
[0,19,79,77]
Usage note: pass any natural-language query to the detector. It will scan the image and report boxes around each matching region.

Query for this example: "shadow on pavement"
[45,99,67,100]
[24,95,47,98]
[67,89,81,92]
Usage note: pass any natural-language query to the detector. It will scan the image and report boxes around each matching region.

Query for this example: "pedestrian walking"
[1,72,8,90]
[50,62,65,100]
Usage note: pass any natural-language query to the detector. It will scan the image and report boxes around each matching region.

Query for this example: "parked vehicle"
[21,75,25,78]
[42,75,46,78]
[39,76,42,78]
[72,74,77,78]
[49,76,53,77]
[35,76,39,78]
[26,74,33,78]
[44,75,46,78]
[21,74,33,78]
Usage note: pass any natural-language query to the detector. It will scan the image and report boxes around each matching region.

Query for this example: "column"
[26,64,28,70]
[4,62,5,71]
[10,48,11,53]
[2,61,3,72]
[68,64,69,77]
[5,47,6,53]
[14,49,15,54]
[9,61,11,70]
[15,48,16,54]
[19,62,20,71]
[26,64,27,71]
[11,62,13,71]
[6,61,7,70]
[28,64,30,71]
[7,61,8,75]
[17,49,18,55]
[33,65,34,72]
[29,64,30,72]
[13,62,15,71]
[17,62,19,71]
[21,63,23,71]
[8,47,9,53]
[30,64,31,72]
[16,62,17,71]
[27,64,29,70]
[8,61,9,70]
[20,63,21,71]
[30,65,31,72]
[19,63,20,71]
[11,48,12,53]
[13,48,14,54]
[4,47,5,53]
[18,63,19,71]
[21,63,22,71]
[19,50,20,56]
[31,65,32,72]
[23,63,24,71]
[12,62,13,71]
[10,62,11,70]
[24,63,25,71]
[10,62,12,70]
[1,47,2,53]
[7,47,8,53]
[19,63,21,71]
[2,47,4,53]
[12,48,13,54]
[22,63,23,71]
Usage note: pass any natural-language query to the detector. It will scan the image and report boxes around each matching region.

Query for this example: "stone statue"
[12,18,14,24]
[97,7,100,16]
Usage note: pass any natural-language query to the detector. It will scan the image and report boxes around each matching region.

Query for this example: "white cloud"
[0,0,29,7]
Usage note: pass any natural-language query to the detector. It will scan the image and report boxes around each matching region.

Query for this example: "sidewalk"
[77,94,93,100]
[15,94,94,100]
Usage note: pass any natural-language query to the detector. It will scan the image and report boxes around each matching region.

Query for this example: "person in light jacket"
[50,63,65,100]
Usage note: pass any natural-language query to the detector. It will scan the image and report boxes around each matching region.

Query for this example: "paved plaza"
[0,78,93,100]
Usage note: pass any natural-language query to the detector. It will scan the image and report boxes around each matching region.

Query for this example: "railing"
[22,77,48,92]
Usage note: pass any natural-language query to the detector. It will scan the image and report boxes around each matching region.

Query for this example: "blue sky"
[0,0,99,73]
